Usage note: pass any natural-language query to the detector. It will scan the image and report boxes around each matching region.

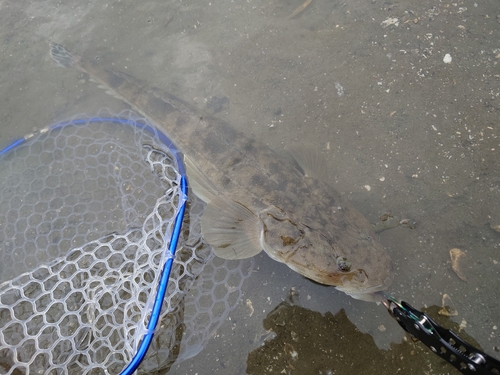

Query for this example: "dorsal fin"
[286,144,328,180]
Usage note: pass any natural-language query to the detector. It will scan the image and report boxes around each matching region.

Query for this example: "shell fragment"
[438,293,458,316]
[450,248,467,281]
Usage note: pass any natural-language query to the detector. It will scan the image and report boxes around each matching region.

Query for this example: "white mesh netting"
[0,110,253,374]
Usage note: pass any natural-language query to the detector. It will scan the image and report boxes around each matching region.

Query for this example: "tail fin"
[49,42,79,68]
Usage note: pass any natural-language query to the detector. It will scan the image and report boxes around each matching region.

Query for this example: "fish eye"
[336,256,351,272]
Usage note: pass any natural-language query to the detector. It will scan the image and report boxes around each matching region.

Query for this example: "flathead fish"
[49,42,393,301]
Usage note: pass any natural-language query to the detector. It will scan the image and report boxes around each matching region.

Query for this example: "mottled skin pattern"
[51,43,393,300]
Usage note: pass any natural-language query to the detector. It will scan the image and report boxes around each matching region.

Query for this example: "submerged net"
[0,109,253,374]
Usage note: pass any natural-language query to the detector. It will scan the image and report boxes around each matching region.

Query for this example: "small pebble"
[443,54,452,64]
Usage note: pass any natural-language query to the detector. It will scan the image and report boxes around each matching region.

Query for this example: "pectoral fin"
[286,144,328,180]
[202,197,262,259]
[184,155,262,259]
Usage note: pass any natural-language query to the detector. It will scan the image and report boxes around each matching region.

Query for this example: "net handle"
[120,175,188,375]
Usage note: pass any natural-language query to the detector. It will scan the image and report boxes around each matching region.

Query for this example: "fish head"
[259,205,394,302]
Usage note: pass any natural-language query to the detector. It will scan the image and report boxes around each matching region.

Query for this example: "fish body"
[49,42,393,301]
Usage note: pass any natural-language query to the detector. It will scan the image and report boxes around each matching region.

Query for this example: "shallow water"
[0,0,499,373]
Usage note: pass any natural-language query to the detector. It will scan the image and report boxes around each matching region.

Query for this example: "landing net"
[0,109,253,374]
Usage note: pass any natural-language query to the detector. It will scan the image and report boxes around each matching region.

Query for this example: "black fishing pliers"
[382,294,500,375]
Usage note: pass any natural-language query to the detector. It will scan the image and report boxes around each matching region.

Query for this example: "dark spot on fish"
[288,182,303,198]
[242,139,257,154]
[206,95,229,114]
[275,178,290,195]
[148,96,177,117]
[217,122,237,143]
[203,131,227,156]
[219,243,231,249]
[219,176,231,189]
[226,156,242,168]
[268,162,282,175]
[176,114,187,127]
[250,174,266,187]
[105,70,126,89]
[281,236,297,246]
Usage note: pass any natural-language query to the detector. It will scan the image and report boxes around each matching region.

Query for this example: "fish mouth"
[339,286,389,302]
[335,273,394,302]
[342,289,387,302]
